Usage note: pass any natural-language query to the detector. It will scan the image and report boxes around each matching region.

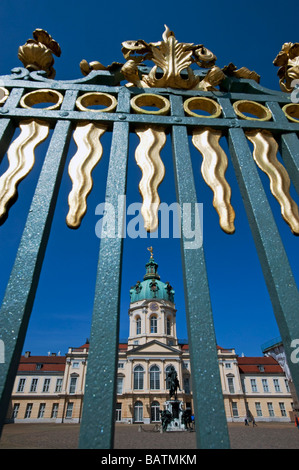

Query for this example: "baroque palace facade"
[6,253,295,424]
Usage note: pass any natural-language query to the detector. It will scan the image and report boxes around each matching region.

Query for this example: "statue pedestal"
[164,400,185,431]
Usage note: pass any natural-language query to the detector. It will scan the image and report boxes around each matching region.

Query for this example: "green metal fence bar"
[0,102,74,436]
[79,88,130,449]
[228,127,299,394]
[0,88,25,163]
[265,101,299,194]
[170,94,230,449]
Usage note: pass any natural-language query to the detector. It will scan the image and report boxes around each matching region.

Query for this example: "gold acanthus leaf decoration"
[18,29,61,79]
[273,42,299,92]
[120,25,219,90]
[222,62,260,83]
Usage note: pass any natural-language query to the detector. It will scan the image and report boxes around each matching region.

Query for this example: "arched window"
[166,317,171,335]
[151,401,161,422]
[133,365,144,390]
[136,316,141,335]
[150,365,160,390]
[134,401,143,422]
[150,315,157,333]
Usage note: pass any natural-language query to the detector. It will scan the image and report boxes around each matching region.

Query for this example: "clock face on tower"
[150,302,159,311]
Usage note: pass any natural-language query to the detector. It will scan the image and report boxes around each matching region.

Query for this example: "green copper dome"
[129,252,175,303]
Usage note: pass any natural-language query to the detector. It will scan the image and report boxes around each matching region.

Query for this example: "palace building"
[5,253,295,425]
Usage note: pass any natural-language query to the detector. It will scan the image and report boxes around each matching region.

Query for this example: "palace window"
[150,365,160,390]
[69,377,77,394]
[151,401,161,422]
[136,317,141,335]
[255,402,262,416]
[117,376,123,394]
[12,403,20,419]
[279,402,287,417]
[250,379,258,392]
[262,379,269,392]
[231,402,238,417]
[227,376,235,394]
[150,316,157,334]
[38,403,46,418]
[166,317,171,335]
[51,403,59,418]
[17,378,26,392]
[43,378,51,392]
[183,377,190,394]
[273,379,281,392]
[267,402,275,417]
[24,403,33,419]
[30,378,38,392]
[55,378,63,392]
[134,401,143,422]
[65,402,74,418]
[133,365,144,390]
[115,403,122,421]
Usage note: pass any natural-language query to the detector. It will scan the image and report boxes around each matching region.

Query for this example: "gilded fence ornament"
[273,42,299,92]
[66,122,107,229]
[134,125,166,232]
[18,29,61,79]
[192,128,235,234]
[121,25,225,91]
[66,92,117,229]
[0,119,49,222]
[246,130,299,235]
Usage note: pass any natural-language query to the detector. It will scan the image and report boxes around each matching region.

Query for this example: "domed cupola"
[128,247,178,348]
[129,247,175,304]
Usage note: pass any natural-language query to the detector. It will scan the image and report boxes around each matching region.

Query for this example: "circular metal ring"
[184,97,222,118]
[20,89,64,110]
[233,100,272,121]
[76,92,117,113]
[131,93,170,115]
[0,87,9,105]
[282,103,299,123]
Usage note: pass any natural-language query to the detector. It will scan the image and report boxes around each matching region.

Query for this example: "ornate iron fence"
[0,27,299,449]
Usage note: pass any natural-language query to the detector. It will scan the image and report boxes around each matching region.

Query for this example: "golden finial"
[147,246,154,259]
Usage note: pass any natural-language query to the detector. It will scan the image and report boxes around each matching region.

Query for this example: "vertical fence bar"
[79,87,131,449]
[266,101,299,194]
[170,94,230,449]
[0,88,25,163]
[0,116,73,436]
[228,126,299,397]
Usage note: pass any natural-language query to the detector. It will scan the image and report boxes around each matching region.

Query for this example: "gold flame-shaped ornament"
[246,129,299,235]
[192,128,235,234]
[0,119,49,222]
[134,126,166,232]
[66,122,107,229]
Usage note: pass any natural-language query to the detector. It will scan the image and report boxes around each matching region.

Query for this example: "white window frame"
[17,378,26,392]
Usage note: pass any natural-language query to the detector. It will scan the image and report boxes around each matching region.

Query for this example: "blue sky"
[0,0,298,357]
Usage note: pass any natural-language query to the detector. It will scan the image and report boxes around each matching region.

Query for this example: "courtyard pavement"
[0,422,299,449]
